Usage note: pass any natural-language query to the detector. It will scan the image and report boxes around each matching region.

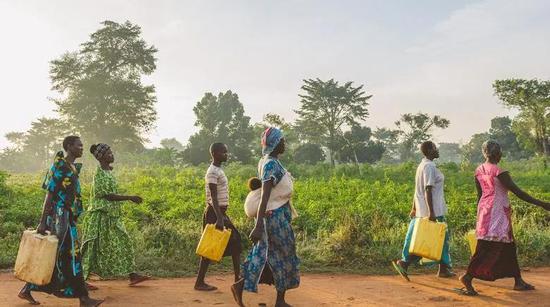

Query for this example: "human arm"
[102,194,142,203]
[249,179,274,243]
[425,186,436,221]
[475,178,482,204]
[36,192,53,235]
[409,200,416,218]
[497,172,550,210]
[208,183,224,230]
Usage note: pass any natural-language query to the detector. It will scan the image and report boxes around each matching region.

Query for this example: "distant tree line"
[0,21,547,172]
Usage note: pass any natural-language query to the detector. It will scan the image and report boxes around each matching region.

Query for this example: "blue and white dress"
[241,156,300,292]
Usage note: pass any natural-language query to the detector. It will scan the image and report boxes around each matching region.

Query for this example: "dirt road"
[1,268,549,306]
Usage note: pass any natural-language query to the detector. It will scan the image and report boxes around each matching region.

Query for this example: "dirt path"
[1,268,549,306]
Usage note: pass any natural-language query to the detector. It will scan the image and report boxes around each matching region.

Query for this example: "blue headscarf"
[261,127,283,155]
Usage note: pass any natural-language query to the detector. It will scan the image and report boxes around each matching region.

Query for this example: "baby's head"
[247,177,262,191]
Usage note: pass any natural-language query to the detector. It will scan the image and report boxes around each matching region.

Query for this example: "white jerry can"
[14,230,59,285]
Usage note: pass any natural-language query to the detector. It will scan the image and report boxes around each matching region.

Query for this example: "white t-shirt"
[414,158,447,218]
[205,164,229,207]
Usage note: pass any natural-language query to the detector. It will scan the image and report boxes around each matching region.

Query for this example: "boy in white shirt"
[194,143,242,291]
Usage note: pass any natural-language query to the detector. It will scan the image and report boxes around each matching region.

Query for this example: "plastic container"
[465,229,477,256]
[196,224,232,262]
[14,230,59,285]
[409,218,446,261]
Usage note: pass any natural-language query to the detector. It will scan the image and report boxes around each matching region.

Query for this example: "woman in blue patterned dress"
[18,136,103,307]
[232,127,300,307]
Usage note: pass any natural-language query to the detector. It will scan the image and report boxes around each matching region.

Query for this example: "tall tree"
[462,133,490,164]
[489,116,532,160]
[493,79,550,156]
[294,143,325,165]
[295,78,372,166]
[182,91,254,165]
[50,20,158,151]
[160,138,184,151]
[394,112,450,161]
[438,142,461,163]
[372,127,401,163]
[337,125,384,164]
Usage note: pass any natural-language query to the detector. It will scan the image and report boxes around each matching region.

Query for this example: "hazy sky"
[1,0,549,149]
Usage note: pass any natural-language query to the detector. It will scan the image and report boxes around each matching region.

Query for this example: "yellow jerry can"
[409,218,446,261]
[196,224,232,262]
[465,229,477,256]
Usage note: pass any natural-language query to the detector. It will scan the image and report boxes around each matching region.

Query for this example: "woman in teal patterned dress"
[81,143,150,287]
[232,127,300,307]
[18,136,103,307]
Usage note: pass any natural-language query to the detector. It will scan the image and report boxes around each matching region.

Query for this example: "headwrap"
[261,127,283,155]
[93,143,111,160]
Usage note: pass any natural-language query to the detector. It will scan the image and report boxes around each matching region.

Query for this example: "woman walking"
[81,143,150,287]
[232,127,300,307]
[458,140,550,296]
[18,136,103,306]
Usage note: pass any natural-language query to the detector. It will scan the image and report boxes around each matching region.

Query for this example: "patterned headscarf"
[92,143,111,160]
[261,127,284,155]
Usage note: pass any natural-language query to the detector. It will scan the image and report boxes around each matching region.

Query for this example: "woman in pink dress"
[458,141,550,296]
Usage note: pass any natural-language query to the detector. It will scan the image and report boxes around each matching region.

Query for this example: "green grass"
[1,159,549,276]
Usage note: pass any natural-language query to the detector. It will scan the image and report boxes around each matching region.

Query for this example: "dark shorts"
[203,205,242,257]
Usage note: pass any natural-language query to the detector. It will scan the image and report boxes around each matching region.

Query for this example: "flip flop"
[453,287,478,296]
[194,284,218,291]
[129,275,152,286]
[514,284,535,291]
[391,260,410,282]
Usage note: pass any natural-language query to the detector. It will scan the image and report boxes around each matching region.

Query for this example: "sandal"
[391,260,410,282]
[453,287,478,296]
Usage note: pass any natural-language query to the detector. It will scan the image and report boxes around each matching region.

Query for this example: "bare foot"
[79,297,104,307]
[514,279,535,291]
[194,283,217,291]
[129,273,152,286]
[231,279,245,307]
[18,290,40,305]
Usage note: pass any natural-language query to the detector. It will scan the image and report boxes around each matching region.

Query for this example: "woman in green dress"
[81,143,150,287]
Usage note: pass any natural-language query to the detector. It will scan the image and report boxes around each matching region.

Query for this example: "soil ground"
[1,267,549,306]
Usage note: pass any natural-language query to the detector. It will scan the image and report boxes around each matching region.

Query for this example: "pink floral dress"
[475,163,513,243]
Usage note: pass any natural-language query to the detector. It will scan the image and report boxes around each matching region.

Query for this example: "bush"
[0,160,549,274]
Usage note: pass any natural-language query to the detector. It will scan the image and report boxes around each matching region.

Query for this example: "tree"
[337,125,384,164]
[50,20,158,151]
[438,143,461,163]
[489,116,532,160]
[0,118,65,171]
[295,78,372,166]
[294,143,325,164]
[160,138,184,151]
[462,133,490,164]
[394,113,450,161]
[493,79,550,156]
[182,91,254,165]
[372,128,401,163]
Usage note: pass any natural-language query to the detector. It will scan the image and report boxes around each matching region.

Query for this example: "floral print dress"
[81,167,135,279]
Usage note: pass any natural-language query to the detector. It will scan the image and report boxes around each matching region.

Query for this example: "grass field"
[1,159,549,276]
